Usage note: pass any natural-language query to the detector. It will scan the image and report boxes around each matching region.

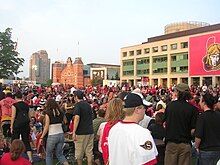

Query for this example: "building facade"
[88,63,120,86]
[29,50,50,84]
[52,60,120,87]
[120,22,220,87]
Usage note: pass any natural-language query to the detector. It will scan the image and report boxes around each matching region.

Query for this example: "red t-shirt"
[0,153,31,165]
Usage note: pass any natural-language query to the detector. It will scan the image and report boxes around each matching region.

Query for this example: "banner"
[189,32,220,76]
[141,76,149,86]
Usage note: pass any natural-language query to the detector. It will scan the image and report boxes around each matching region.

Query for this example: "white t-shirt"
[139,114,152,129]
[97,122,107,153]
[55,94,62,102]
[108,121,158,165]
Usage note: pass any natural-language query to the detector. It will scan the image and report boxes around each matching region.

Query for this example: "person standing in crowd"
[0,139,31,165]
[108,93,158,165]
[72,90,94,165]
[164,83,198,165]
[0,92,16,138]
[195,92,220,165]
[100,98,124,164]
[10,91,33,163]
[64,94,75,125]
[39,99,69,165]
[93,109,106,165]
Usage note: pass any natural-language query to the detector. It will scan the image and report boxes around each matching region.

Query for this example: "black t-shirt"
[46,109,64,125]
[195,110,220,151]
[164,100,198,143]
[13,101,30,128]
[148,123,165,140]
[74,100,93,135]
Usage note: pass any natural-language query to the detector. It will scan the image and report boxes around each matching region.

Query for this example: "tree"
[0,28,24,78]
[91,78,103,86]
[46,79,53,86]
[115,71,120,80]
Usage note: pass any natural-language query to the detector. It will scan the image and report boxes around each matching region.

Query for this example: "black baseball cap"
[124,93,144,108]
[73,90,84,99]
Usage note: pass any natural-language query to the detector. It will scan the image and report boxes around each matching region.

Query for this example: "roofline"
[86,63,120,67]
[142,23,220,44]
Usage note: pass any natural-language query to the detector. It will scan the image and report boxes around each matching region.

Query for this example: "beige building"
[120,22,220,87]
[88,63,120,86]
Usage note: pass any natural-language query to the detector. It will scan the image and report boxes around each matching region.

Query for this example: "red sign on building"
[189,32,220,76]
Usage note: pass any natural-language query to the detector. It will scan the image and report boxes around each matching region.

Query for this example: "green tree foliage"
[46,79,53,86]
[91,78,103,86]
[0,28,24,78]
[115,71,120,80]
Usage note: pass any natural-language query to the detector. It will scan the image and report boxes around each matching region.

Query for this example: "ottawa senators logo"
[203,42,220,72]
[140,141,153,150]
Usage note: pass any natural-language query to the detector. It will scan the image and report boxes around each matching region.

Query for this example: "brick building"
[52,57,91,87]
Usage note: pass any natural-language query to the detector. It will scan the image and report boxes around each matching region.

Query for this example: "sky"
[0,0,220,77]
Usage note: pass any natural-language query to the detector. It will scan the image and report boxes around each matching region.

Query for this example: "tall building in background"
[29,50,50,84]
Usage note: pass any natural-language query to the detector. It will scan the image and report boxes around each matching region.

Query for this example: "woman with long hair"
[98,98,124,164]
[0,139,31,165]
[39,99,69,165]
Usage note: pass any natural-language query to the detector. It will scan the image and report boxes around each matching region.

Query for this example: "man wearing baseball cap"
[108,92,158,165]
[164,83,198,165]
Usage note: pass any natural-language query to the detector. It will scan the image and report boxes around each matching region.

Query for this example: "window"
[129,51,134,56]
[83,70,88,75]
[136,49,142,55]
[123,52,127,57]
[153,56,167,63]
[180,66,188,72]
[152,46,158,53]
[181,42,188,48]
[144,48,150,54]
[153,67,167,73]
[161,45,167,51]
[137,58,150,65]
[171,56,176,61]
[171,67,176,72]
[171,43,177,50]
[123,70,134,76]
[183,54,188,60]
[137,69,149,75]
[123,61,134,66]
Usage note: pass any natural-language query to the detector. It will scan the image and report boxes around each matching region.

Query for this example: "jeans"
[46,133,67,165]
[197,150,220,165]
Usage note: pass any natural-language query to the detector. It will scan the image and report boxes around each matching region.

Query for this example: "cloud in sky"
[0,0,220,77]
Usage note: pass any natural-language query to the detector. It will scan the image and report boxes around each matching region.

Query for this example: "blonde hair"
[105,98,124,125]
[123,105,144,116]
[123,107,135,116]
[205,44,220,65]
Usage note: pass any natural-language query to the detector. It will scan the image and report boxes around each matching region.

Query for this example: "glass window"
[183,54,188,60]
[171,43,177,50]
[129,51,134,56]
[171,67,176,72]
[180,66,188,72]
[123,52,127,57]
[144,48,150,54]
[171,56,176,61]
[161,45,167,51]
[152,46,158,53]
[136,49,142,55]
[181,42,188,48]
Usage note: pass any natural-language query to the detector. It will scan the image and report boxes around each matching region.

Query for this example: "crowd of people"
[0,82,220,165]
